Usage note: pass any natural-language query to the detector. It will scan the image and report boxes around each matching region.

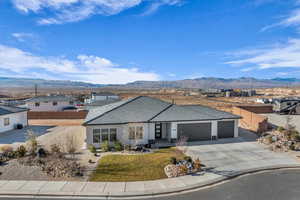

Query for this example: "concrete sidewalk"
[0,164,300,198]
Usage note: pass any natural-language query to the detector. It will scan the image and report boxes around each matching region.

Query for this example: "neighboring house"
[25,96,75,111]
[84,92,119,104]
[0,106,28,133]
[83,96,241,148]
[84,98,121,110]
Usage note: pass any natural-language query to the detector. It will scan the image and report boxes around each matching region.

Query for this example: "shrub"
[1,145,13,153]
[125,144,131,151]
[265,135,273,144]
[26,130,38,155]
[16,145,27,157]
[178,165,188,175]
[277,126,285,132]
[50,144,61,154]
[101,141,110,152]
[114,141,123,151]
[88,145,97,153]
[193,158,201,171]
[184,156,193,163]
[170,157,177,165]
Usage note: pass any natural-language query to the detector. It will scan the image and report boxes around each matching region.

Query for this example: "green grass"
[89,148,184,182]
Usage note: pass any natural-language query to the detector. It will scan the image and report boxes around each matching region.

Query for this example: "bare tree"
[175,136,188,156]
[62,134,80,159]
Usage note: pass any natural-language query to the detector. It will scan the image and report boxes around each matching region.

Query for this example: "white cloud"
[11,32,35,42]
[11,0,184,24]
[226,38,300,71]
[0,44,159,84]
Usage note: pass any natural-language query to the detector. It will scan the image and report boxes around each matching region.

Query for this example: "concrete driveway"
[185,128,300,176]
[0,125,85,149]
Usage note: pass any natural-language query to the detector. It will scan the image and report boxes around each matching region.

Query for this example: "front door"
[155,123,162,139]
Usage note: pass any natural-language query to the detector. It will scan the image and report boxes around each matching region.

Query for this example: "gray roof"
[84,96,240,125]
[0,106,28,116]
[26,95,74,103]
[150,105,240,122]
[92,92,118,96]
[85,99,121,107]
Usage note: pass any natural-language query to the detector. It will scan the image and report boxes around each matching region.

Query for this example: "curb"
[1,165,300,199]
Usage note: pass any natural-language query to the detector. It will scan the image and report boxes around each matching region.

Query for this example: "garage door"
[177,123,211,141]
[218,121,234,138]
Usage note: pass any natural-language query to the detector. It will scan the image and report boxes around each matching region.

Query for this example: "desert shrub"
[50,144,61,154]
[184,156,193,163]
[290,130,300,141]
[124,144,131,151]
[101,141,110,152]
[16,145,27,157]
[170,157,177,165]
[114,141,123,151]
[277,126,285,132]
[88,145,97,153]
[178,165,188,175]
[26,130,38,155]
[193,158,202,171]
[0,145,16,159]
[265,135,273,144]
[1,145,13,153]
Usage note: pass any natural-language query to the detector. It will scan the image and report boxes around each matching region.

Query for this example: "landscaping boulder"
[164,164,180,178]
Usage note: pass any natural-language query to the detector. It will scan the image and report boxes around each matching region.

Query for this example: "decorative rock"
[164,164,180,178]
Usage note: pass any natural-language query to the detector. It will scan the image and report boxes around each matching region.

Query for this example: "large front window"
[92,128,117,143]
[128,126,144,140]
[93,129,101,143]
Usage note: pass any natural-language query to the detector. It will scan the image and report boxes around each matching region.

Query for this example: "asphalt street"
[1,169,300,200]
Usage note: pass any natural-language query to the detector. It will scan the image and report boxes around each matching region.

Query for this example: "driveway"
[0,125,85,149]
[184,128,300,176]
[0,126,54,147]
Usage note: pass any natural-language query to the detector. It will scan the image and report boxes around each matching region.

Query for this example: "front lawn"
[89,148,185,182]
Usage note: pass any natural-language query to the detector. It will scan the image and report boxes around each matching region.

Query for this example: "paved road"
[0,169,299,200]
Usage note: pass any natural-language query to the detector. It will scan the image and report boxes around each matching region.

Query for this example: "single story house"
[83,96,241,148]
[84,92,120,104]
[25,95,75,111]
[0,106,28,133]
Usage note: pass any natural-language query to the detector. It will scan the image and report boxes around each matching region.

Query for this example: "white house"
[0,106,28,133]
[84,92,119,104]
[83,96,241,148]
[25,96,75,111]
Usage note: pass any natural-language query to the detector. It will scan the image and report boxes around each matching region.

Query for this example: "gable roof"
[84,96,240,125]
[26,95,74,103]
[150,105,239,122]
[84,96,172,125]
[0,106,28,116]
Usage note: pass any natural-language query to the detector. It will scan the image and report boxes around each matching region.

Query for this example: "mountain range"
[0,77,300,89]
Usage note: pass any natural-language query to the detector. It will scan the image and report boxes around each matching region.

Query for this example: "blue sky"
[1,0,300,84]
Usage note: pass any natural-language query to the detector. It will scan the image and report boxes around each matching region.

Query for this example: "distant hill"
[1,77,300,89]
[0,77,104,88]
[119,77,300,89]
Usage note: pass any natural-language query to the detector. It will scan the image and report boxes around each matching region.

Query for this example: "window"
[110,128,117,142]
[128,126,143,140]
[4,118,9,126]
[136,126,143,139]
[52,101,58,106]
[35,102,40,107]
[69,101,74,105]
[101,129,109,142]
[129,127,136,140]
[93,129,101,143]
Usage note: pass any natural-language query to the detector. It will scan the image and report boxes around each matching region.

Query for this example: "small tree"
[26,130,38,156]
[63,134,79,159]
[175,136,188,157]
